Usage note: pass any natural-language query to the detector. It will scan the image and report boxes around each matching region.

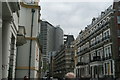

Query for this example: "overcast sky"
[40,0,113,38]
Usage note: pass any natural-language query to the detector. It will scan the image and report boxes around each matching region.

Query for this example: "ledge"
[20,2,40,9]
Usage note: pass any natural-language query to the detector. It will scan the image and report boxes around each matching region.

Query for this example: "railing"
[90,56,101,62]
[76,62,87,66]
[102,56,112,60]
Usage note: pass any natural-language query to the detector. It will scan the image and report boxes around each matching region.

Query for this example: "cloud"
[40,0,113,2]
[40,2,113,38]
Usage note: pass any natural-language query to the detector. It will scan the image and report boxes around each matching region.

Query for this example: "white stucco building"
[15,1,41,78]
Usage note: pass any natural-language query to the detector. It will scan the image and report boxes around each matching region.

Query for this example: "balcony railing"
[102,56,112,60]
[76,62,87,66]
[90,56,101,62]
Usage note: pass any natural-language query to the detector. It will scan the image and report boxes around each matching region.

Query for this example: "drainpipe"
[28,9,35,79]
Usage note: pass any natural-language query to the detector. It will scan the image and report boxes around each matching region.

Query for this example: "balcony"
[91,56,101,62]
[102,56,112,60]
[2,2,20,21]
[76,62,87,66]
[16,26,27,46]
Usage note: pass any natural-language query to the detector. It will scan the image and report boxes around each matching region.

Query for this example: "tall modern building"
[40,20,64,76]
[15,1,41,78]
[75,1,120,79]
[54,26,64,51]
[40,21,64,55]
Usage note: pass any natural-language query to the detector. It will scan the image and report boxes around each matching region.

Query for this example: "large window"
[99,65,104,76]
[90,51,96,61]
[104,45,112,59]
[103,29,110,39]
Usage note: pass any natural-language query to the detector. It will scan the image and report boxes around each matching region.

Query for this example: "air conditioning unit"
[17,26,26,36]
[16,26,27,46]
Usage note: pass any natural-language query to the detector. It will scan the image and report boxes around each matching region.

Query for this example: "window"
[78,56,80,62]
[81,57,84,62]
[105,48,108,57]
[110,60,113,74]
[97,50,100,56]
[78,47,80,53]
[118,30,120,37]
[102,20,106,25]
[104,48,106,58]
[99,23,102,27]
[117,16,120,24]
[106,17,110,22]
[107,29,110,37]
[104,63,107,74]
[104,46,111,58]
[103,29,110,39]
[86,42,89,48]
[99,65,104,75]
[96,36,99,43]
[99,49,103,59]
[99,33,103,41]
[108,46,112,57]
[93,38,95,45]
[91,51,96,61]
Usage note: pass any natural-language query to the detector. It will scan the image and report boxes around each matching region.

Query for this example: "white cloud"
[40,2,113,38]
[40,0,113,2]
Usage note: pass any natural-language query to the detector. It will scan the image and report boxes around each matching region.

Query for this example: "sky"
[40,0,113,38]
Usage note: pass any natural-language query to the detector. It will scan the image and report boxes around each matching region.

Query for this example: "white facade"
[2,2,20,79]
[15,2,40,78]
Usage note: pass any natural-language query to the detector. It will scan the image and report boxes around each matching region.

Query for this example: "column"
[2,21,11,78]
[0,21,2,80]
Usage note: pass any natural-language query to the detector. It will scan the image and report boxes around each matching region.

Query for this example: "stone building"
[53,35,75,78]
[75,1,120,79]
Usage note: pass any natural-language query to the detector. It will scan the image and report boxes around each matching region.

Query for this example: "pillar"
[2,20,11,78]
